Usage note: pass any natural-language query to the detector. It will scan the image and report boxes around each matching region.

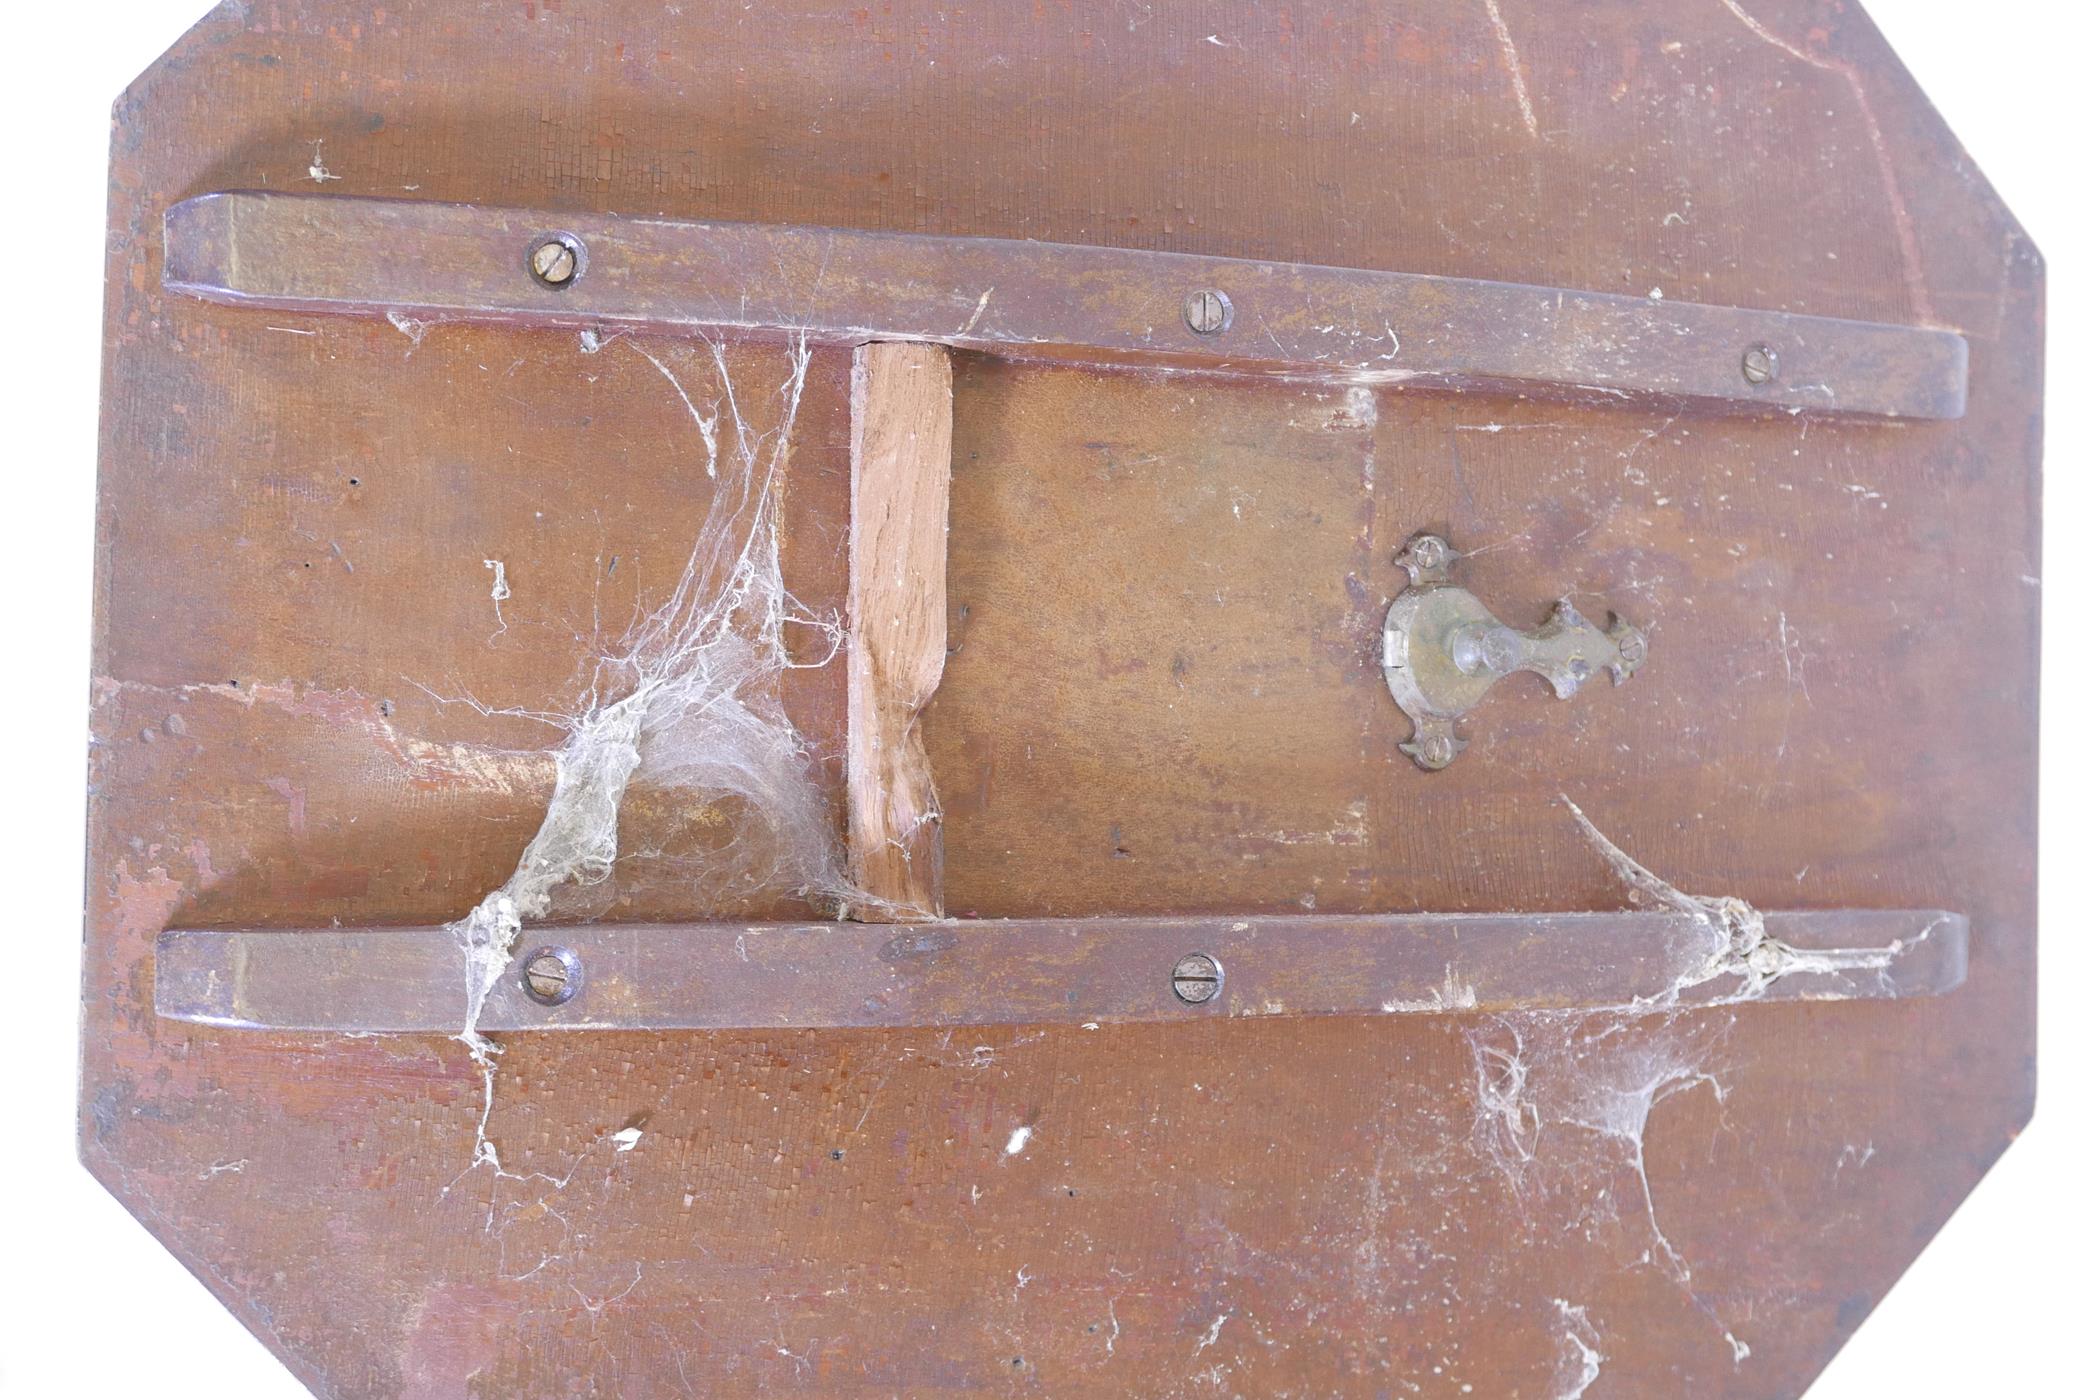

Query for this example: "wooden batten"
[846,342,954,920]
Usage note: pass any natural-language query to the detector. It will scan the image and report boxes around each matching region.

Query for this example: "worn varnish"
[84,3,2039,1398]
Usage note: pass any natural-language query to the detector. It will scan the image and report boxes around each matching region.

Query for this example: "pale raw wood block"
[847,342,953,920]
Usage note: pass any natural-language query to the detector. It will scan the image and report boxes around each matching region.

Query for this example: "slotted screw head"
[1397,533,1456,582]
[1742,343,1777,384]
[522,945,581,1005]
[1171,952,1224,1005]
[1412,730,1459,769]
[1183,288,1233,336]
[528,235,582,288]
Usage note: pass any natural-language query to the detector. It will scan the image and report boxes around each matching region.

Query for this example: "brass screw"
[1411,731,1459,769]
[1397,533,1456,583]
[1183,288,1233,336]
[1171,952,1224,1005]
[522,946,580,1005]
[528,236,581,288]
[1742,343,1777,384]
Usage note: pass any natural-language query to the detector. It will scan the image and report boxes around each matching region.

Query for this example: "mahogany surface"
[85,2,2039,1395]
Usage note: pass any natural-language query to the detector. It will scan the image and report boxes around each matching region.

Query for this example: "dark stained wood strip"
[155,909,1967,1033]
[162,191,1968,420]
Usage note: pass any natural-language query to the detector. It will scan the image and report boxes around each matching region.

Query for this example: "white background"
[1,2,2092,1395]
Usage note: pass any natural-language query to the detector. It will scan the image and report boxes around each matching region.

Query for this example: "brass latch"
[1382,533,1648,770]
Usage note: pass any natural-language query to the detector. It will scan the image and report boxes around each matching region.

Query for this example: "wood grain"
[83,3,2038,1396]
[846,342,953,919]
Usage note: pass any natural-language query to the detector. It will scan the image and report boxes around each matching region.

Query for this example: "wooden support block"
[846,342,953,920]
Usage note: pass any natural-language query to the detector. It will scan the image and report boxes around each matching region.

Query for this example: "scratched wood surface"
[85,3,2039,1397]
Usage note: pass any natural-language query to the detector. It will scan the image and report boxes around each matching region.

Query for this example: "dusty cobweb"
[441,335,863,1174]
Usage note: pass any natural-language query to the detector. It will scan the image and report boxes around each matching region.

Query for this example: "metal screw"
[1182,288,1233,336]
[1411,731,1459,769]
[1171,952,1224,1005]
[528,235,582,288]
[1397,533,1455,583]
[1742,343,1777,384]
[521,945,581,1005]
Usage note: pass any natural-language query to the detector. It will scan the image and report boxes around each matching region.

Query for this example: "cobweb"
[449,336,856,1172]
